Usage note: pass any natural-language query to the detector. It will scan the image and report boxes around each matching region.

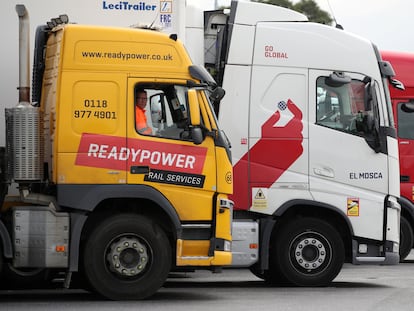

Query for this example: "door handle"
[313,166,335,178]
[130,166,150,174]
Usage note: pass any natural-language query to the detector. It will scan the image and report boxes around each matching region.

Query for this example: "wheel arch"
[399,196,414,233]
[0,219,12,259]
[398,196,414,257]
[58,184,182,271]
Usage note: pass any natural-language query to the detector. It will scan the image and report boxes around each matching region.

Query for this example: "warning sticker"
[252,188,268,210]
[347,198,360,216]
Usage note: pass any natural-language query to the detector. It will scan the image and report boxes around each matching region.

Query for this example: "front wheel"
[267,217,344,286]
[83,214,171,300]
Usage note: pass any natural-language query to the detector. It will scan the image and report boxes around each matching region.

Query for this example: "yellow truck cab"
[0,7,232,300]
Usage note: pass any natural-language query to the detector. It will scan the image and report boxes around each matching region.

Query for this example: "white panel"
[388,135,401,198]
[245,66,310,214]
[226,24,255,65]
[219,65,251,162]
[310,177,385,240]
[249,66,308,139]
[253,22,380,81]
[185,28,204,66]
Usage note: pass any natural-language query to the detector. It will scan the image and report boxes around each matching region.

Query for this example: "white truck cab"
[217,0,400,286]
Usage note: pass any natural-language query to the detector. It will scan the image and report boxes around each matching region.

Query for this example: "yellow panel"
[176,240,232,266]
[56,72,126,152]
[179,240,210,257]
[71,81,120,135]
[54,72,126,183]
[61,25,192,73]
[74,40,181,68]
[157,185,213,221]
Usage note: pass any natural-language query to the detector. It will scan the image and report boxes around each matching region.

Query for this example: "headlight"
[224,240,231,252]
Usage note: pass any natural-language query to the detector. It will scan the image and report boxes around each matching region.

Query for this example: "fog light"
[359,244,368,254]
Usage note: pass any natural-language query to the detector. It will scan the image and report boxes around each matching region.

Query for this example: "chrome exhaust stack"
[16,4,30,104]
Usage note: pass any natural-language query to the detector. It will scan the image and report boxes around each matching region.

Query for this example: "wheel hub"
[294,237,326,270]
[107,236,149,277]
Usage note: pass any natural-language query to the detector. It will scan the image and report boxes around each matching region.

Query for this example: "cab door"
[57,72,127,184]
[308,69,389,241]
[125,78,218,223]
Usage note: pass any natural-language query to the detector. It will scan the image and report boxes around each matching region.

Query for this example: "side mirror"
[355,111,380,152]
[187,89,200,126]
[355,112,374,133]
[364,87,372,111]
[150,93,166,129]
[191,127,203,145]
[364,79,374,111]
[187,89,204,145]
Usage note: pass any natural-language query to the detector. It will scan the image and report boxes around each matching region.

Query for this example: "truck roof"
[229,0,308,25]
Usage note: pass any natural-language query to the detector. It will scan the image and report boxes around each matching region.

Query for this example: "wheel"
[0,238,51,289]
[82,214,171,300]
[399,216,413,261]
[252,264,291,286]
[268,217,344,286]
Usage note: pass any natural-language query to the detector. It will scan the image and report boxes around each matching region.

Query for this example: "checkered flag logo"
[273,99,294,127]
[278,100,287,111]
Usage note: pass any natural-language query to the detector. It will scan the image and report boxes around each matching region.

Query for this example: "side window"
[398,102,414,139]
[316,76,366,134]
[134,83,190,140]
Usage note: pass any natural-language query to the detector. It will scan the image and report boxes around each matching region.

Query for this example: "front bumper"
[352,239,400,265]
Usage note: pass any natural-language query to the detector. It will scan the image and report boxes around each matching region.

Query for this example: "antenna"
[148,9,159,29]
[130,11,162,31]
[326,0,343,30]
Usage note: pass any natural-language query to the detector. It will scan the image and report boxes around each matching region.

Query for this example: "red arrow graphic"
[231,99,304,210]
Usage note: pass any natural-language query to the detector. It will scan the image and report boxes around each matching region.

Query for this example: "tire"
[268,217,344,286]
[399,216,413,262]
[82,214,171,300]
[0,237,52,290]
[249,264,265,280]
[0,246,3,276]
